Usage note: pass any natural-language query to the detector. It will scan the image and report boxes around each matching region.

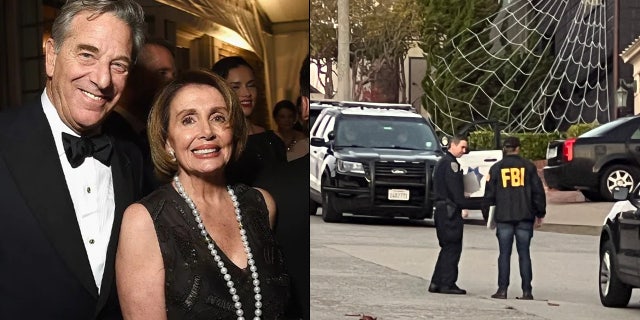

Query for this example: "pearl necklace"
[173,176,262,320]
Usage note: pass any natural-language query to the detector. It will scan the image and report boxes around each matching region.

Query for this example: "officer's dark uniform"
[429,151,475,293]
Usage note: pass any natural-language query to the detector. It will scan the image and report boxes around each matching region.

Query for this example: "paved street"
[310,205,640,320]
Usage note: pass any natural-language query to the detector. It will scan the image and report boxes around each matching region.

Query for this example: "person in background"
[116,70,290,319]
[0,0,146,319]
[254,54,311,320]
[103,38,177,194]
[484,136,546,300]
[272,99,308,161]
[428,135,475,295]
[211,56,286,185]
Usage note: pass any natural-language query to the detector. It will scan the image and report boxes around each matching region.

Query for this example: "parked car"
[309,100,441,222]
[598,185,640,307]
[544,116,640,201]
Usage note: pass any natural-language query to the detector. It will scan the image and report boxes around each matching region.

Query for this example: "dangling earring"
[169,150,176,161]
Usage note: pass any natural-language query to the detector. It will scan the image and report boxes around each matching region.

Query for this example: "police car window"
[334,116,438,150]
[631,127,640,140]
[312,114,331,138]
[323,117,336,140]
[580,116,635,138]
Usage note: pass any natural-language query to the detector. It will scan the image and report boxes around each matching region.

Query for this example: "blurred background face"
[45,12,132,134]
[225,65,257,117]
[274,107,296,132]
[127,43,176,112]
[139,43,176,85]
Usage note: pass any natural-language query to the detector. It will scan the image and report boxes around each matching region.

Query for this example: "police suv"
[309,100,503,222]
[309,100,441,222]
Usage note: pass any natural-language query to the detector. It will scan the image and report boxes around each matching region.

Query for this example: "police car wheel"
[599,239,632,307]
[321,175,342,222]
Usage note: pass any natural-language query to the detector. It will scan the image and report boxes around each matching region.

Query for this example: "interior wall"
[271,30,309,106]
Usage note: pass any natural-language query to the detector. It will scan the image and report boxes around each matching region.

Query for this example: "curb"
[464,219,600,236]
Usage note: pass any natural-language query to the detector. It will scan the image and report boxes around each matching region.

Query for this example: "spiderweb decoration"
[424,0,610,134]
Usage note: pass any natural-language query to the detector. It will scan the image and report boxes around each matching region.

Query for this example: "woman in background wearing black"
[211,56,286,185]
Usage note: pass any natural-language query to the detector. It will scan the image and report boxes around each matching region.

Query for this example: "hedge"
[468,131,563,160]
[466,123,601,161]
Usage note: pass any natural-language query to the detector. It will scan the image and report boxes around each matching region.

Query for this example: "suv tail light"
[563,138,576,162]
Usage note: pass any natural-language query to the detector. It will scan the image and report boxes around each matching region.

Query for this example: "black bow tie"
[62,132,113,168]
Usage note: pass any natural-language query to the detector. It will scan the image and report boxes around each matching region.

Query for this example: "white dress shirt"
[41,91,115,293]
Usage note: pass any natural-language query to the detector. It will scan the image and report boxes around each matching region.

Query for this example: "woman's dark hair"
[272,99,297,119]
[147,70,248,180]
[211,56,255,79]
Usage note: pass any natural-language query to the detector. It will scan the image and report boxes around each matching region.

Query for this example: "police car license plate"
[546,146,557,159]
[388,189,410,201]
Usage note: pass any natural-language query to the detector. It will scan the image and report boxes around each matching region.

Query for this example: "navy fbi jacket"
[484,154,546,223]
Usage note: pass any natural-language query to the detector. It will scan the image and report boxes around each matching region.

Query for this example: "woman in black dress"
[116,70,289,320]
[211,56,286,185]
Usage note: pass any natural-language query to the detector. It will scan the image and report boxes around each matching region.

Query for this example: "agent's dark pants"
[431,204,464,287]
[496,221,534,292]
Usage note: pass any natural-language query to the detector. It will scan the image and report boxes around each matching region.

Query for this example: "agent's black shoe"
[427,283,440,293]
[491,288,507,299]
[439,284,466,295]
[516,291,534,300]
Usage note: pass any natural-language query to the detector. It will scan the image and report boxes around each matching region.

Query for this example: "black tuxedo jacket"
[0,102,144,319]
[103,110,160,195]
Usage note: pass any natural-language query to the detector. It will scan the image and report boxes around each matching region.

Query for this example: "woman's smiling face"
[165,84,234,176]
[225,65,257,117]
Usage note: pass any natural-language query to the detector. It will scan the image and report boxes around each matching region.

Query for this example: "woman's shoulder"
[233,184,268,208]
[247,130,286,150]
[249,129,278,140]
[137,183,176,212]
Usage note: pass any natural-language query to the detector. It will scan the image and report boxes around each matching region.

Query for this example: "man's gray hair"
[51,0,146,59]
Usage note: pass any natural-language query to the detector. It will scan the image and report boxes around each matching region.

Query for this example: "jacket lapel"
[0,103,98,298]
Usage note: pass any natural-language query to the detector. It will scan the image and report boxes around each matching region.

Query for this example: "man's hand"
[534,217,544,228]
[461,209,469,218]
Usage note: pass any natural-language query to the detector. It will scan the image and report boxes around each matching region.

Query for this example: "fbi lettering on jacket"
[500,167,525,188]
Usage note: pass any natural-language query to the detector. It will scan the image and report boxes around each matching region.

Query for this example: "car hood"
[334,147,442,162]
[604,200,636,224]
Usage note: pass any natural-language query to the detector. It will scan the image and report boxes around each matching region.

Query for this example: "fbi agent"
[428,135,475,295]
[484,136,546,300]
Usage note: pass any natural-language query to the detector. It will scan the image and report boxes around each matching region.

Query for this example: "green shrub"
[468,131,564,161]
[565,122,599,138]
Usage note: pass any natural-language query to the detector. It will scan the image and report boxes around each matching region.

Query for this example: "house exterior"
[620,36,640,116]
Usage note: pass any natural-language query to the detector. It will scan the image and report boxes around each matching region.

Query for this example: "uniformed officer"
[484,136,546,300]
[428,135,475,295]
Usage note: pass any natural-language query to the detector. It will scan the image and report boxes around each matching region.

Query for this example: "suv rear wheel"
[599,165,639,201]
[321,174,342,222]
[599,239,632,307]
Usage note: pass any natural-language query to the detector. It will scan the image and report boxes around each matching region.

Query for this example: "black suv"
[309,100,442,222]
[598,185,640,307]
[544,115,640,201]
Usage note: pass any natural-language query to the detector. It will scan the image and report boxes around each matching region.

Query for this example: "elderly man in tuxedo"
[0,1,145,319]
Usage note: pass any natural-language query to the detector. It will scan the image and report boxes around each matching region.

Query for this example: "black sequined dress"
[138,183,290,319]
[226,130,287,185]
